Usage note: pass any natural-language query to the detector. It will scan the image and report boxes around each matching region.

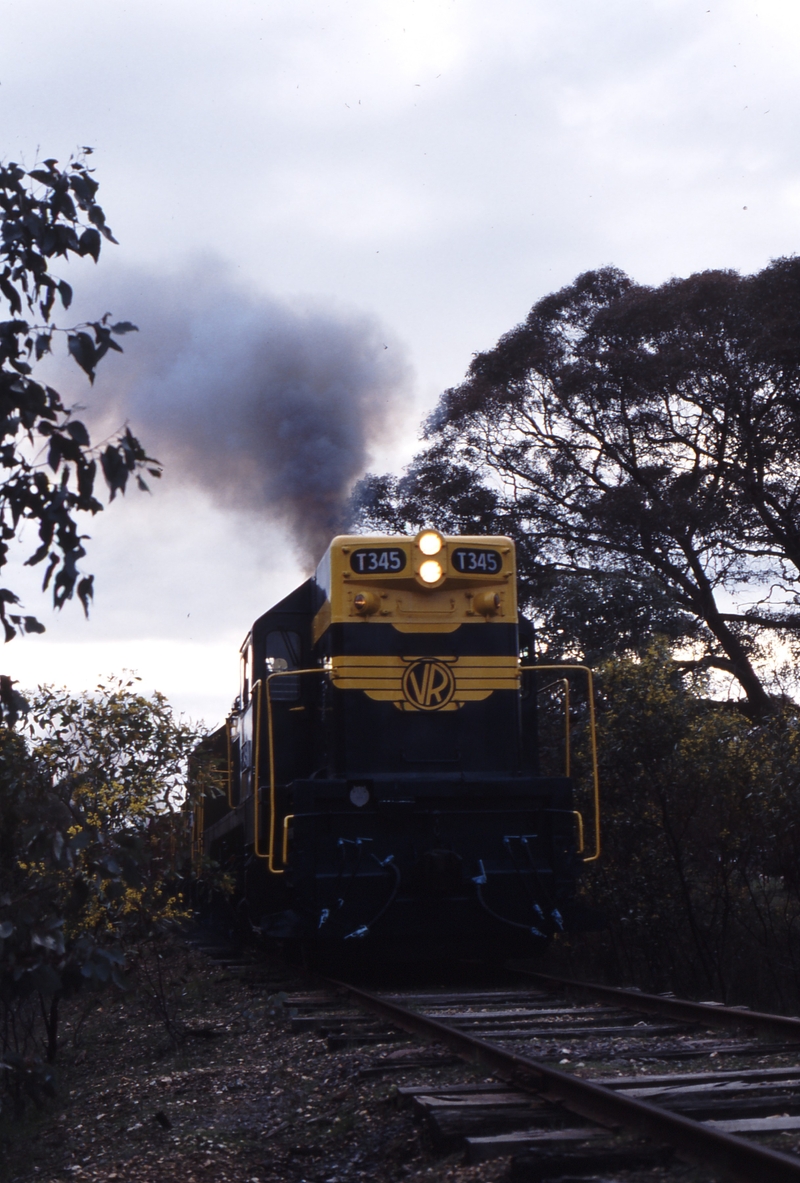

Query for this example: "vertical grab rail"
[225,716,234,807]
[522,664,600,863]
[253,668,329,873]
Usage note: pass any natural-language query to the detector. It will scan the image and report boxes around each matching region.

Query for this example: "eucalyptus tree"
[356,259,800,712]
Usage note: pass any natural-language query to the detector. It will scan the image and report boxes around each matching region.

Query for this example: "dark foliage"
[0,679,205,1115]
[0,151,160,647]
[558,646,800,1010]
[355,259,800,710]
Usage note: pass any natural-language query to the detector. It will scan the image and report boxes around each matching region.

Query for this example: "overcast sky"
[2,0,799,724]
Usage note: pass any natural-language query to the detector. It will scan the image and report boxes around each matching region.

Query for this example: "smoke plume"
[81,259,410,566]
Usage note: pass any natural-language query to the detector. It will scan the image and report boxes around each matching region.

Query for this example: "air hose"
[473,860,548,938]
[343,855,401,940]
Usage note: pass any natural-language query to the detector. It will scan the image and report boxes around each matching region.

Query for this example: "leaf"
[100,446,128,498]
[58,280,72,309]
[0,922,13,939]
[41,553,59,590]
[110,321,138,335]
[77,227,101,262]
[28,169,57,188]
[66,419,90,447]
[47,435,62,472]
[77,457,97,501]
[68,332,97,381]
[35,334,52,361]
[23,616,46,634]
[0,274,22,316]
[77,575,93,617]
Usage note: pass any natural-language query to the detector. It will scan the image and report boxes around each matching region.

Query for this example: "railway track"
[282,970,800,1183]
[186,927,800,1181]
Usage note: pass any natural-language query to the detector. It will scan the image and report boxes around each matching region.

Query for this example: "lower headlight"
[419,559,443,584]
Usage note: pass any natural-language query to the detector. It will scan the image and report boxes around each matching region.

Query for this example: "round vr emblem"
[401,659,456,711]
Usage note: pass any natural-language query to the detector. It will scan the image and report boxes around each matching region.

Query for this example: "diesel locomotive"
[192,531,600,959]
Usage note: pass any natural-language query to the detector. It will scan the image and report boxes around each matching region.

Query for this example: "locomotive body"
[194,531,599,958]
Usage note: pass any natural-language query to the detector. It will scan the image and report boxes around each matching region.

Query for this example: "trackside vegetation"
[0,677,213,1117]
[572,645,800,1009]
[0,151,205,1116]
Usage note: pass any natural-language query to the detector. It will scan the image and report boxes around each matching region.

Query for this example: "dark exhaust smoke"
[80,260,410,566]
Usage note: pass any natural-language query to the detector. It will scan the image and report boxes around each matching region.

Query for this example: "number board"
[350,547,407,574]
[451,547,503,574]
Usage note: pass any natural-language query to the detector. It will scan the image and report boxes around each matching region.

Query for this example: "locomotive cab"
[195,532,599,958]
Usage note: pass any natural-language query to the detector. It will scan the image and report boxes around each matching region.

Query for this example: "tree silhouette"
[356,260,800,712]
[0,150,159,670]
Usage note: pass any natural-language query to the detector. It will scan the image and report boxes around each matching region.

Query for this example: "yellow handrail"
[225,716,234,807]
[259,668,329,873]
[571,809,585,855]
[282,813,295,863]
[252,679,269,861]
[522,664,600,862]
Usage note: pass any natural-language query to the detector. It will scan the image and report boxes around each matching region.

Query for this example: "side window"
[265,630,301,701]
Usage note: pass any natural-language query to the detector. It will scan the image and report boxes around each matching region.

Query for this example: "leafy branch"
[0,150,160,648]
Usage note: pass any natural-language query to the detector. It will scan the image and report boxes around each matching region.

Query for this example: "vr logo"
[401,659,456,711]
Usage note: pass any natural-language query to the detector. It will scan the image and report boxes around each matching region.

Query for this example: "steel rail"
[513,968,800,1042]
[330,978,800,1183]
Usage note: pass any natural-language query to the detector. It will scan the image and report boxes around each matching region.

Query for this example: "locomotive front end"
[261,532,594,958]
[196,530,599,960]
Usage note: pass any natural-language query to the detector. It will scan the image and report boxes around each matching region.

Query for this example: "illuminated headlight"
[418,530,443,555]
[419,559,443,584]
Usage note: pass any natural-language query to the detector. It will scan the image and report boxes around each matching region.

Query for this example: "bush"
[0,677,206,1114]
[569,643,800,1009]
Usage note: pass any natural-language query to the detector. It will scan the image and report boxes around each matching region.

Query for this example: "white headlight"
[419,559,443,584]
[418,530,443,556]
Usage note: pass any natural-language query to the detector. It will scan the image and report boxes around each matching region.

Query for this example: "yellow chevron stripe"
[329,653,519,710]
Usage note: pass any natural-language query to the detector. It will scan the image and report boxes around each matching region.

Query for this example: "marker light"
[418,530,443,556]
[419,559,443,584]
[353,591,380,615]
[473,591,501,617]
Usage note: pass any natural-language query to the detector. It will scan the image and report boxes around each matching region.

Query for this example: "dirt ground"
[0,938,518,1183]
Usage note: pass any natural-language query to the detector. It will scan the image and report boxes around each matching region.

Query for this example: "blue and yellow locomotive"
[193,531,599,958]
